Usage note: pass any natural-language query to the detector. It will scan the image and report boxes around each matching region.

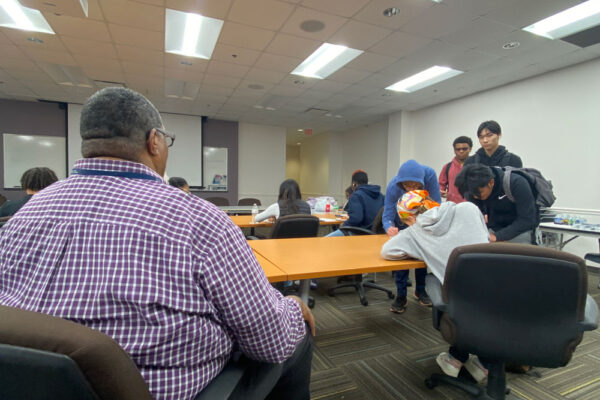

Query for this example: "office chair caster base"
[308,297,315,309]
[360,298,368,306]
[387,292,395,299]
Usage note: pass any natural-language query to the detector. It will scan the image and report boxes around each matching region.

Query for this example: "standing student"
[382,160,441,313]
[464,120,522,168]
[439,136,472,203]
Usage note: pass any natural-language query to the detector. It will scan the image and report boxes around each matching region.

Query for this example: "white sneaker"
[464,355,488,383]
[436,352,462,378]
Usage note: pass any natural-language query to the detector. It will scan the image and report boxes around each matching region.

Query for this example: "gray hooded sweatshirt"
[380,202,489,282]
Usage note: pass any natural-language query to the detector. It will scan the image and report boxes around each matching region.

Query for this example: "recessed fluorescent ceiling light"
[385,66,463,93]
[523,0,600,39]
[291,43,363,79]
[0,0,55,34]
[165,8,223,59]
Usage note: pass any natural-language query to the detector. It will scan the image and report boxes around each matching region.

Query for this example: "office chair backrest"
[238,198,261,206]
[0,305,153,400]
[371,206,385,234]
[441,243,588,367]
[0,193,6,206]
[205,196,230,206]
[270,214,320,239]
[339,226,374,236]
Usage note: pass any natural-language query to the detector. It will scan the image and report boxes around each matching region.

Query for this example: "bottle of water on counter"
[251,203,258,223]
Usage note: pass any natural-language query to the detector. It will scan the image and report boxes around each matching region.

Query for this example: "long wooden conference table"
[230,213,348,228]
[249,234,425,303]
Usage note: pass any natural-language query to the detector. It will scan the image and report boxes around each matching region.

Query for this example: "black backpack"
[498,166,556,208]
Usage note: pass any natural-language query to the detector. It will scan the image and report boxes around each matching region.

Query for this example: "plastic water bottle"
[251,203,258,223]
[554,214,562,225]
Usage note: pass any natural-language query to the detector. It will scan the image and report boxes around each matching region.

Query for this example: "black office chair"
[0,194,6,206]
[269,214,320,239]
[238,198,261,206]
[205,196,230,206]
[425,243,598,399]
[0,216,10,228]
[327,226,395,306]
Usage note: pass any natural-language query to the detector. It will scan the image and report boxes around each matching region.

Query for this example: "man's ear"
[147,129,160,156]
[489,178,495,188]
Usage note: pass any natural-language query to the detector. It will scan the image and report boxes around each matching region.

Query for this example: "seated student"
[255,179,311,222]
[383,160,442,313]
[327,170,384,237]
[454,164,538,244]
[0,88,314,400]
[0,167,58,217]
[342,185,354,211]
[381,191,489,382]
[168,176,190,193]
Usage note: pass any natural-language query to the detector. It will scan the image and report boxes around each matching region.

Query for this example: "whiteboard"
[68,105,203,186]
[3,133,67,188]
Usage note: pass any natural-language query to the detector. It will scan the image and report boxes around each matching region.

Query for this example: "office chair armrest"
[425,274,446,311]
[339,226,374,236]
[579,294,599,331]
[247,236,260,240]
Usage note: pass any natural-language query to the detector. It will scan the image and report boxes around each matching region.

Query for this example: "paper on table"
[319,218,338,222]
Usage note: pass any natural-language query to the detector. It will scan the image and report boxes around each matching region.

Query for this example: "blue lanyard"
[72,168,163,182]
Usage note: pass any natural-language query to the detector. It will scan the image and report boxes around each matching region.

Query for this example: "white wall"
[285,145,301,182]
[393,57,600,258]
[238,122,286,205]
[298,133,330,199]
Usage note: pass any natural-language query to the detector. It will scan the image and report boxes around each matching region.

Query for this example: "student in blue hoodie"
[327,170,384,237]
[383,160,441,313]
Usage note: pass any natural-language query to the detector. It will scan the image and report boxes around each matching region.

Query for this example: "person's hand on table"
[287,295,316,336]
[489,233,497,242]
[387,227,399,237]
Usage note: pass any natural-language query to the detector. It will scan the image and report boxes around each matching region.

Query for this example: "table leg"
[298,280,310,304]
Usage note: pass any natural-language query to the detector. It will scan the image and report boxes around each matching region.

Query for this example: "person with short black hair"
[439,136,472,203]
[454,164,538,244]
[168,176,190,193]
[0,167,58,217]
[0,87,314,400]
[326,170,384,237]
[464,120,522,168]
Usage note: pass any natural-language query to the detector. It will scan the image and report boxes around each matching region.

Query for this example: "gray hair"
[80,87,163,160]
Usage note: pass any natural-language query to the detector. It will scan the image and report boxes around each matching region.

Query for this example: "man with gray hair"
[0,87,314,400]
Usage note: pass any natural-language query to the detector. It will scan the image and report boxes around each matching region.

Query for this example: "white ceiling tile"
[165,68,204,82]
[228,0,295,31]
[329,20,392,51]
[280,7,348,41]
[211,44,261,66]
[87,0,106,21]
[345,52,397,72]
[23,48,77,65]
[369,31,432,58]
[269,85,306,97]
[311,80,350,93]
[122,62,164,78]
[74,55,122,71]
[354,0,433,30]
[254,53,303,73]
[200,84,234,97]
[339,83,381,97]
[238,80,275,93]
[132,0,165,6]
[10,69,53,82]
[206,61,249,78]
[265,33,320,58]
[0,57,42,71]
[484,0,581,30]
[401,3,478,40]
[2,30,67,50]
[277,75,318,89]
[326,68,371,84]
[83,68,127,83]
[245,68,287,84]
[108,24,163,50]
[62,37,118,58]
[116,45,164,66]
[0,44,27,59]
[164,54,209,71]
[100,0,164,31]
[44,15,112,42]
[26,83,67,99]
[202,74,241,88]
[299,0,370,18]
[440,16,515,49]
[219,22,276,51]
[165,0,232,20]
[473,29,550,58]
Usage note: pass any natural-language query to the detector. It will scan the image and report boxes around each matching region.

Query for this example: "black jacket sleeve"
[494,175,537,241]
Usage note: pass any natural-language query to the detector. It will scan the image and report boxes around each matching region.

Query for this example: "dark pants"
[229,325,314,400]
[394,267,427,298]
[449,346,469,363]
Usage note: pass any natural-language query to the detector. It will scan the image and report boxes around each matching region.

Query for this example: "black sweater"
[472,168,538,241]
[464,145,522,168]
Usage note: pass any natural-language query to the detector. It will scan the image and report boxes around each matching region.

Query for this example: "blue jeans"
[325,229,344,237]
[394,267,427,298]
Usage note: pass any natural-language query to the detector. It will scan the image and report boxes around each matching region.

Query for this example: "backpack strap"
[500,166,515,202]
[444,162,452,183]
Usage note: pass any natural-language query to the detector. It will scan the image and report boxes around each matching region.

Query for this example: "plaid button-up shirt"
[0,158,306,400]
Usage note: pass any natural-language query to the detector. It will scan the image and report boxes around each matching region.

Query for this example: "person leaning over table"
[381,191,490,382]
[254,178,311,222]
[382,159,442,314]
[0,87,315,400]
